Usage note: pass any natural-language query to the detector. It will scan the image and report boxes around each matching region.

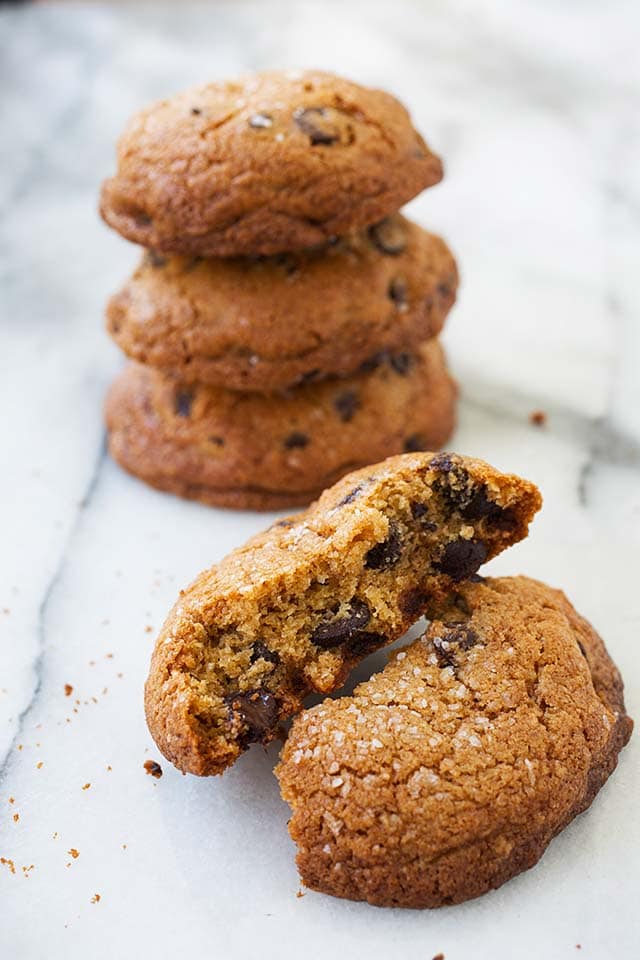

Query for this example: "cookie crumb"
[13,813,19,823]
[82,783,91,791]
[296,888,305,898]
[433,954,445,960]
[90,893,101,904]
[529,410,547,427]
[1,857,16,875]
[36,762,43,769]
[144,625,153,633]
[64,684,73,697]
[68,848,80,859]
[143,760,163,779]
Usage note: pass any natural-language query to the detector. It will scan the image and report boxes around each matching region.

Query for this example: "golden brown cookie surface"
[106,216,457,391]
[105,340,457,510]
[100,70,442,256]
[277,576,632,908]
[144,454,541,776]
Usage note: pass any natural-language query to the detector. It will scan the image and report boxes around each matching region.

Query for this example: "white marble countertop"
[1,2,639,957]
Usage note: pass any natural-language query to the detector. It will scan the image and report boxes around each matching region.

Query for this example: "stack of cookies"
[101,70,459,510]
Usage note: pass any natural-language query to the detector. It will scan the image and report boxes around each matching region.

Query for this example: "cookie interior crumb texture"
[144,453,542,776]
[276,576,632,908]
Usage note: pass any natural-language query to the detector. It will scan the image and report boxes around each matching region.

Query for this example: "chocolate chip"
[365,522,402,569]
[437,540,488,581]
[208,435,225,446]
[225,690,279,743]
[283,432,309,449]
[437,282,452,299]
[275,519,294,528]
[359,350,389,373]
[390,353,412,375]
[399,587,429,618]
[250,643,280,666]
[143,760,163,778]
[404,435,427,453]
[293,107,339,145]
[337,484,364,506]
[410,502,437,530]
[174,389,193,417]
[346,631,385,657]
[334,390,360,423]
[389,278,408,308]
[460,487,504,521]
[311,598,371,648]
[145,250,166,269]
[249,113,273,129]
[191,107,202,116]
[429,453,455,472]
[369,218,406,255]
[433,625,478,669]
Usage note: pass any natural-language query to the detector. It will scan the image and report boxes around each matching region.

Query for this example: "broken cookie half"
[276,576,632,908]
[145,452,542,776]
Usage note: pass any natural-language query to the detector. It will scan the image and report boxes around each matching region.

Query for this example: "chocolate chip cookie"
[100,70,443,257]
[105,340,457,510]
[144,454,541,776]
[106,215,457,391]
[277,576,632,908]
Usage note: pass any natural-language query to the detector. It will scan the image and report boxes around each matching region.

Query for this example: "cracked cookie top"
[100,70,443,256]
[276,576,632,908]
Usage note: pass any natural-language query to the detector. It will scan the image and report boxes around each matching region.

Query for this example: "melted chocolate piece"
[432,624,479,669]
[250,643,280,666]
[311,598,371,648]
[283,431,309,449]
[225,690,279,743]
[365,522,403,569]
[390,352,412,375]
[347,631,385,657]
[293,107,340,145]
[334,390,360,423]
[174,389,193,418]
[437,540,488,581]
[410,501,437,530]
[388,278,408,308]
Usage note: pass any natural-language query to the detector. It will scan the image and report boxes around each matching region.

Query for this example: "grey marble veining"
[1,3,639,958]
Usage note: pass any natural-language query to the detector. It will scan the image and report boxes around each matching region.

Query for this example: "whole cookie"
[277,576,632,908]
[106,216,457,391]
[100,70,443,256]
[144,453,541,775]
[105,340,457,510]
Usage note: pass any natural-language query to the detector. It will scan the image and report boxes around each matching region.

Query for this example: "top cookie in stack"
[101,70,459,509]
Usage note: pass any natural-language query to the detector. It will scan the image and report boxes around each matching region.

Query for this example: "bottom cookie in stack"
[105,339,457,510]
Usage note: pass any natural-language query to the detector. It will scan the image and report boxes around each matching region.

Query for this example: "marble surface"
[1,1,639,957]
